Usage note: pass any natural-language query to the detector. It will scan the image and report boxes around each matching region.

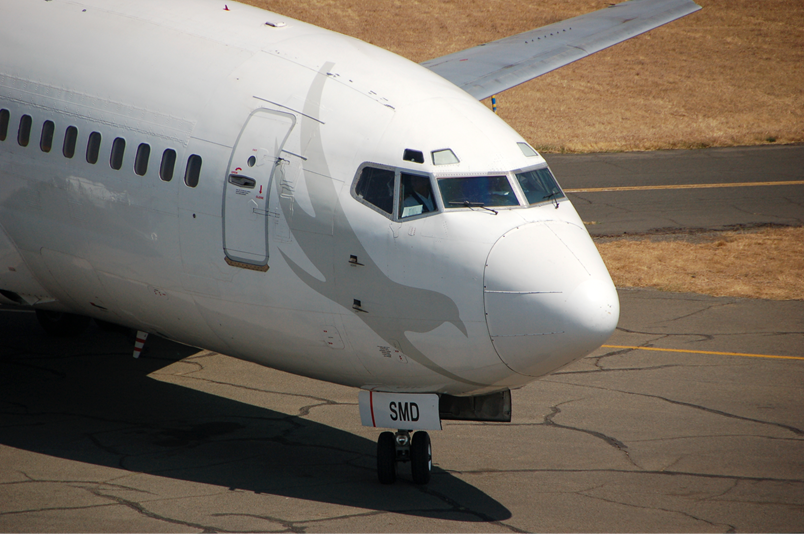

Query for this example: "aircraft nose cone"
[484,221,619,377]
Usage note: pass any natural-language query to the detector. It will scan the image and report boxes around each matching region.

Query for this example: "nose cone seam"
[483,222,619,377]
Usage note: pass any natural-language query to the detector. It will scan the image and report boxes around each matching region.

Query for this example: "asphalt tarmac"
[1,146,803,532]
[545,144,804,236]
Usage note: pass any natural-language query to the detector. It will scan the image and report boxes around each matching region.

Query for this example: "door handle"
[229,174,256,188]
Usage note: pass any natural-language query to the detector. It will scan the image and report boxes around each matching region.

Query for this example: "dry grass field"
[250,0,803,300]
[598,227,804,300]
[254,0,804,153]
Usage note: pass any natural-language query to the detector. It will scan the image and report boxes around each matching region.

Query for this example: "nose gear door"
[223,109,295,269]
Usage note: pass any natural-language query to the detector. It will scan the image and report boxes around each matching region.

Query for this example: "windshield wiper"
[449,200,498,215]
[543,191,561,209]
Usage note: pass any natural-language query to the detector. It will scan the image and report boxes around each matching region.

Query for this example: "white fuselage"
[0,0,619,396]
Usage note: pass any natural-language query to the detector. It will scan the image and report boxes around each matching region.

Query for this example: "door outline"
[222,108,295,268]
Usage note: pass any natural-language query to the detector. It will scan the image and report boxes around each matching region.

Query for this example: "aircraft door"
[223,109,295,268]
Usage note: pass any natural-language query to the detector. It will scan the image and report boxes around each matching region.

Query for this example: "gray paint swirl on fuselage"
[278,63,485,389]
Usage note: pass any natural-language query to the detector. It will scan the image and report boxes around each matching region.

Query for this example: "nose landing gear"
[376,430,432,485]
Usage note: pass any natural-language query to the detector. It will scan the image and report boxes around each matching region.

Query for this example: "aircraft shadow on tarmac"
[0,310,511,522]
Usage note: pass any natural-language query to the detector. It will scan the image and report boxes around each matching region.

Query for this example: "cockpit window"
[400,173,436,218]
[402,149,424,164]
[431,148,459,165]
[355,166,395,215]
[438,175,519,209]
[353,165,439,221]
[515,166,565,205]
[517,142,539,157]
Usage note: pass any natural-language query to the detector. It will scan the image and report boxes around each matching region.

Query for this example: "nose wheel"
[376,430,432,485]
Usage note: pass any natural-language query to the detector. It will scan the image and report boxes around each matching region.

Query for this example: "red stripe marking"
[369,391,376,427]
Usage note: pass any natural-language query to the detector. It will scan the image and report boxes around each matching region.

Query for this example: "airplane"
[0,0,700,484]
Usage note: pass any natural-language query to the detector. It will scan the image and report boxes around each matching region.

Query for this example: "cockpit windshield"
[352,162,565,219]
[438,175,519,208]
[515,166,565,205]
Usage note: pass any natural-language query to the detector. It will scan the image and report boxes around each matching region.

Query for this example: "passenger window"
[110,137,126,170]
[86,131,102,164]
[62,126,78,158]
[184,154,201,187]
[159,149,176,181]
[18,115,32,147]
[40,120,55,153]
[134,143,150,176]
[399,173,436,218]
[438,176,519,208]
[354,166,394,215]
[0,109,9,141]
[515,167,565,205]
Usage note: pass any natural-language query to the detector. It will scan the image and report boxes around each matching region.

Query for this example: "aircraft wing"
[421,0,701,100]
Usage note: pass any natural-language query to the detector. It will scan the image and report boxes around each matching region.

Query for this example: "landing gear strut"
[376,430,432,485]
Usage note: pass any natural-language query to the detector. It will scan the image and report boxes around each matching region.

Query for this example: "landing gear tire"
[35,310,91,337]
[377,431,396,484]
[410,431,432,485]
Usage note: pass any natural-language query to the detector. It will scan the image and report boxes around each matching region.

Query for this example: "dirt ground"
[254,0,804,153]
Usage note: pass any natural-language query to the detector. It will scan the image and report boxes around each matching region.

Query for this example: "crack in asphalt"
[554,364,692,375]
[628,433,804,444]
[544,378,804,436]
[636,394,803,436]
[446,467,804,485]
[0,399,33,415]
[157,369,354,419]
[213,510,383,533]
[2,468,526,532]
[2,360,68,379]
[616,326,804,338]
[163,357,206,374]
[703,478,740,501]
[576,489,738,532]
[466,400,637,466]
[554,342,711,375]
[83,487,219,533]
[416,484,527,533]
[2,476,241,533]
[544,403,629,452]
[0,477,177,527]
[567,193,593,205]
[662,302,734,324]
[0,501,119,518]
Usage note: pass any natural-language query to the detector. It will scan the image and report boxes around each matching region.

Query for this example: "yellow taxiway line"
[565,180,804,193]
[602,345,804,361]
